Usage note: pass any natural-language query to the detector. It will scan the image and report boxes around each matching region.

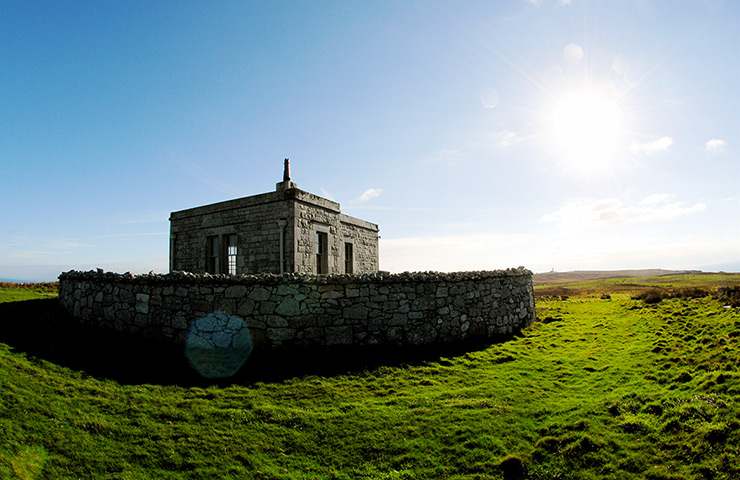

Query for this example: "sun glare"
[548,93,624,173]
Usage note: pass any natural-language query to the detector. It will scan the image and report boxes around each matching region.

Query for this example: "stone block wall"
[293,200,379,275]
[170,187,379,276]
[58,268,535,351]
[170,190,294,275]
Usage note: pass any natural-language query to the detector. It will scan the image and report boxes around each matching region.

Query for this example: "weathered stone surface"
[267,315,289,327]
[321,290,344,300]
[232,328,252,349]
[343,305,369,320]
[195,316,220,332]
[58,268,536,353]
[275,297,301,317]
[224,285,248,299]
[267,328,295,343]
[249,287,271,301]
[212,331,232,349]
[237,299,256,316]
[326,326,352,345]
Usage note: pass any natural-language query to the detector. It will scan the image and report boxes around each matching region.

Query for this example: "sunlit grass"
[0,282,58,303]
[0,277,738,479]
[535,273,740,300]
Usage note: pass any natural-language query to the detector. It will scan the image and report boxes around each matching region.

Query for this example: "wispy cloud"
[49,239,92,249]
[426,148,465,166]
[526,0,572,6]
[640,193,673,206]
[380,233,534,272]
[167,151,241,197]
[111,210,170,225]
[0,234,93,262]
[426,128,525,167]
[540,194,706,226]
[356,188,382,202]
[10,251,62,259]
[320,187,335,201]
[629,136,674,154]
[474,129,523,149]
[97,232,167,239]
[704,138,726,153]
[379,228,738,274]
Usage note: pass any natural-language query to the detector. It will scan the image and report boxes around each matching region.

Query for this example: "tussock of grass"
[0,277,738,479]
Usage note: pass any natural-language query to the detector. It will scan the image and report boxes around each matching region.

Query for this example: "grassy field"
[0,282,58,304]
[0,274,738,479]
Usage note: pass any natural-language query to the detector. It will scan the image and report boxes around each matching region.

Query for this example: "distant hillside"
[533,269,702,285]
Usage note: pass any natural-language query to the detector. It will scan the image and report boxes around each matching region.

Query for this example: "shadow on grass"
[0,298,500,386]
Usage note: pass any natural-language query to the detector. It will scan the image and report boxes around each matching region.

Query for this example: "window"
[316,231,328,274]
[226,234,238,275]
[344,242,353,274]
[206,234,238,275]
[206,236,220,274]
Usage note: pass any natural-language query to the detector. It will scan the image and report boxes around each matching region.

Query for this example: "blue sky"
[1,0,738,281]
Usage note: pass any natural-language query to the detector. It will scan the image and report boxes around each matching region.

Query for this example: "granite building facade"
[169,160,379,275]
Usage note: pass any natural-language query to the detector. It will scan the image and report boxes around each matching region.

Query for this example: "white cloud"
[111,210,169,225]
[0,236,93,261]
[356,188,381,202]
[426,148,465,166]
[320,187,335,201]
[10,251,61,259]
[526,0,572,6]
[704,138,726,153]
[629,136,674,154]
[97,232,167,239]
[168,153,241,197]
[480,129,521,148]
[424,129,524,169]
[639,193,673,206]
[379,229,739,274]
[380,234,535,273]
[540,194,706,226]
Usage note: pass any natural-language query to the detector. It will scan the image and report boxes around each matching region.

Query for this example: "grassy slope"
[0,278,738,479]
[0,282,58,304]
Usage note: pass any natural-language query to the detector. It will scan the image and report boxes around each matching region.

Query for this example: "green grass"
[534,273,739,300]
[0,282,58,303]
[0,277,738,479]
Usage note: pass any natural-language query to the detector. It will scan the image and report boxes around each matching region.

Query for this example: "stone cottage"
[169,160,379,275]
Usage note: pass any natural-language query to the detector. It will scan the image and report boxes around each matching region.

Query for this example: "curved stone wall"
[58,268,535,352]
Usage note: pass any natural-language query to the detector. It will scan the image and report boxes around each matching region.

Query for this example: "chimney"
[276,158,297,191]
[283,158,291,182]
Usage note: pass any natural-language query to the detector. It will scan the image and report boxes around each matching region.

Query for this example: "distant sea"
[699,261,740,273]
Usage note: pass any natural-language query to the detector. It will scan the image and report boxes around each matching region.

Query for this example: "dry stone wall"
[58,268,535,351]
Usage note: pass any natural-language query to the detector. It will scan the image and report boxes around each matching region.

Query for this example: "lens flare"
[482,87,501,109]
[185,311,253,378]
[563,44,583,64]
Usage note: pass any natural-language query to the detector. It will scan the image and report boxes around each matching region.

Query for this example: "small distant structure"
[169,159,379,275]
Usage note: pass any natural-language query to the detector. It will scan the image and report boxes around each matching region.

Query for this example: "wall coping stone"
[59,268,532,285]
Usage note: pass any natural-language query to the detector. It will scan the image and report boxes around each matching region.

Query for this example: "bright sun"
[548,93,624,173]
